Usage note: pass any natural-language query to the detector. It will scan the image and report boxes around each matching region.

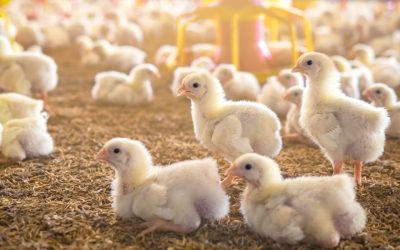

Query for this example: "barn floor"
[0,48,399,250]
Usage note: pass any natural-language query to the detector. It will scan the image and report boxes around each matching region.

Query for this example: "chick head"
[178,72,217,101]
[363,83,397,107]
[283,86,304,107]
[278,69,304,89]
[213,64,235,84]
[130,63,160,79]
[292,52,337,81]
[191,56,215,71]
[96,138,152,174]
[226,153,282,187]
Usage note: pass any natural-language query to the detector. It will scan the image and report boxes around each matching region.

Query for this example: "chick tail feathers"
[193,158,230,221]
[368,107,390,132]
[194,186,229,221]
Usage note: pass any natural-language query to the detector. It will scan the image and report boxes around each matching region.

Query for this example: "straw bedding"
[0,48,399,249]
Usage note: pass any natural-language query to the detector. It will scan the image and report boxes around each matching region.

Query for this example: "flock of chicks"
[1,0,400,249]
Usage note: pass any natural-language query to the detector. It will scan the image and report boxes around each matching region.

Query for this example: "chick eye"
[306,60,313,66]
[375,90,381,94]
[294,93,299,97]
[192,82,199,88]
[245,164,252,170]
[113,148,120,154]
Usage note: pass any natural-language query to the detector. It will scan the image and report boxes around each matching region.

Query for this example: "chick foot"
[138,219,192,237]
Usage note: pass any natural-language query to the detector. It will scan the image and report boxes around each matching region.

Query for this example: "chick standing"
[178,72,282,185]
[293,52,389,185]
[363,83,400,138]
[226,153,366,248]
[96,138,229,237]
[92,64,160,105]
[0,37,58,109]
[258,70,303,117]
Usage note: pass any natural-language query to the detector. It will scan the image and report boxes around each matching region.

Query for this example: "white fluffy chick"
[96,138,229,237]
[94,40,147,73]
[283,86,314,146]
[1,115,53,162]
[352,44,400,89]
[363,83,400,138]
[0,37,58,109]
[258,70,303,117]
[213,64,260,101]
[190,56,215,72]
[293,52,390,185]
[226,153,366,248]
[170,67,207,96]
[0,93,44,124]
[178,72,282,187]
[92,64,160,105]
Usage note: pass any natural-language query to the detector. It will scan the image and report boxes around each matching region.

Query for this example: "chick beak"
[225,164,242,178]
[362,89,371,100]
[292,62,305,74]
[95,148,108,161]
[177,84,189,97]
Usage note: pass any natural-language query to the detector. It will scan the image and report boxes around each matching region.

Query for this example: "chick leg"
[352,161,363,186]
[39,91,50,111]
[138,219,193,237]
[332,161,344,175]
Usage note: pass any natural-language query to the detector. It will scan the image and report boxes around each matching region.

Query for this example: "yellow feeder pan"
[173,0,313,82]
[0,0,10,8]
[292,0,317,10]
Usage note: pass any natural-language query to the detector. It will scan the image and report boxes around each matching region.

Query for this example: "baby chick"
[0,93,44,124]
[363,83,400,138]
[293,52,390,185]
[92,64,160,105]
[226,153,366,248]
[0,37,58,110]
[283,86,315,146]
[178,72,282,185]
[96,138,229,237]
[352,44,400,89]
[258,70,303,117]
[1,115,53,162]
[213,64,260,101]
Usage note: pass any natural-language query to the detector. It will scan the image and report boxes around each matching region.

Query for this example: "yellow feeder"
[173,0,313,82]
